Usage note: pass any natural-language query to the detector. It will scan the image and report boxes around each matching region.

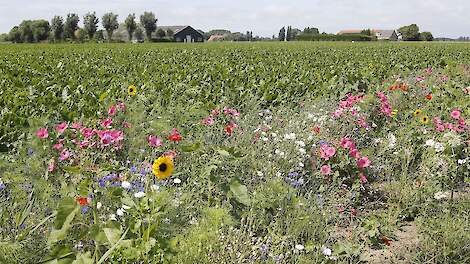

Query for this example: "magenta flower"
[118,102,126,111]
[357,156,371,169]
[332,109,343,118]
[223,107,240,117]
[53,143,63,151]
[81,127,95,138]
[147,135,163,148]
[59,149,71,161]
[108,105,117,116]
[100,118,113,128]
[79,140,89,149]
[36,128,49,139]
[47,159,56,172]
[349,148,360,159]
[451,110,461,120]
[359,173,368,184]
[55,122,68,134]
[71,122,82,130]
[320,165,332,175]
[202,116,215,126]
[340,137,354,149]
[319,144,336,161]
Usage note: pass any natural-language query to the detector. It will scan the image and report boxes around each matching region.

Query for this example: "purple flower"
[81,206,89,214]
[0,182,5,191]
[130,166,138,174]
[27,148,34,156]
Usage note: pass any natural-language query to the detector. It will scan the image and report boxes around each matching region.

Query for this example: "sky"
[0,0,469,38]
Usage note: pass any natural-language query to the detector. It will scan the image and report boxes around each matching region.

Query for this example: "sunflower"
[152,156,174,180]
[414,109,422,117]
[421,115,430,124]
[128,85,137,96]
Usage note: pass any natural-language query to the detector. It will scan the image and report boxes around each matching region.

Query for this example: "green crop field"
[0,42,469,263]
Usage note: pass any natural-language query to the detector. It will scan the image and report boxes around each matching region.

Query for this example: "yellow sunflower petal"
[152,156,174,180]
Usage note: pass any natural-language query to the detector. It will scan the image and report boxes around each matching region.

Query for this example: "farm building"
[208,35,225,42]
[158,25,204,42]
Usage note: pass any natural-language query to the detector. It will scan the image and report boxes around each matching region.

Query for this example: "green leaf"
[48,198,80,245]
[229,179,250,205]
[103,228,122,245]
[62,166,81,174]
[181,142,201,152]
[72,252,93,264]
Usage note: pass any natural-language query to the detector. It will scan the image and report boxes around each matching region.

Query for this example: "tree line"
[5,11,159,43]
[277,24,433,42]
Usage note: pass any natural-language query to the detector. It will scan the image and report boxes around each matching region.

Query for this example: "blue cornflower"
[27,148,34,156]
[0,182,5,191]
[130,166,138,174]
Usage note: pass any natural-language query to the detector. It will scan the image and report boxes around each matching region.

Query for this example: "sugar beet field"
[0,42,469,263]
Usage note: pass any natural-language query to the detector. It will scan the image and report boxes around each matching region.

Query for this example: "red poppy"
[168,129,182,142]
[425,93,433,100]
[224,122,238,136]
[76,196,88,206]
[312,126,321,134]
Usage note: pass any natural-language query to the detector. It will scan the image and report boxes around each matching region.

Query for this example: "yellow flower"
[414,109,422,117]
[391,109,398,117]
[128,85,137,96]
[421,115,429,124]
[152,156,174,180]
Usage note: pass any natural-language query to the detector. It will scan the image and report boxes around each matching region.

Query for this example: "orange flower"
[425,93,433,100]
[76,196,89,206]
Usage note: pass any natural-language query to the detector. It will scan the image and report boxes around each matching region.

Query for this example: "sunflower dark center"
[159,163,168,172]
[130,88,134,92]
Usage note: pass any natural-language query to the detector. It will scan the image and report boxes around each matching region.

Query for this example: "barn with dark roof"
[158,25,204,42]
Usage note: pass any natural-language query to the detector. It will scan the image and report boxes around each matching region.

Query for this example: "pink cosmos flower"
[202,116,215,126]
[79,140,89,149]
[100,118,113,128]
[108,105,117,116]
[357,116,369,129]
[340,138,354,149]
[223,107,240,117]
[359,173,368,184]
[53,143,63,151]
[445,123,454,130]
[435,125,445,132]
[415,76,425,82]
[47,159,56,172]
[320,165,332,175]
[349,148,360,159]
[118,102,126,111]
[59,149,71,161]
[320,144,336,161]
[147,135,163,147]
[71,122,82,130]
[332,109,343,118]
[36,128,49,139]
[464,87,469,94]
[357,156,371,169]
[451,110,461,120]
[55,122,68,134]
[81,127,95,138]
[164,150,178,159]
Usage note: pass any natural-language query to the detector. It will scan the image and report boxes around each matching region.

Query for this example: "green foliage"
[140,11,157,41]
[83,12,99,40]
[124,14,137,41]
[102,13,119,42]
[51,16,64,41]
[399,24,421,41]
[297,33,373,41]
[420,31,434,41]
[64,13,80,40]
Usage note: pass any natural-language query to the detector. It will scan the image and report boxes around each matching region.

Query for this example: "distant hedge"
[297,33,373,41]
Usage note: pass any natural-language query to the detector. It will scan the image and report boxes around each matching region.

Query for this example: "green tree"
[303,27,319,35]
[125,14,137,41]
[64,13,80,40]
[83,12,99,40]
[51,16,64,41]
[75,28,86,42]
[361,29,372,36]
[398,24,420,41]
[102,12,119,42]
[140,11,157,41]
[19,20,34,43]
[156,28,166,39]
[420,31,434,41]
[134,27,144,42]
[166,29,174,38]
[95,30,105,42]
[278,27,286,41]
[286,26,292,41]
[8,26,22,43]
[32,20,50,42]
